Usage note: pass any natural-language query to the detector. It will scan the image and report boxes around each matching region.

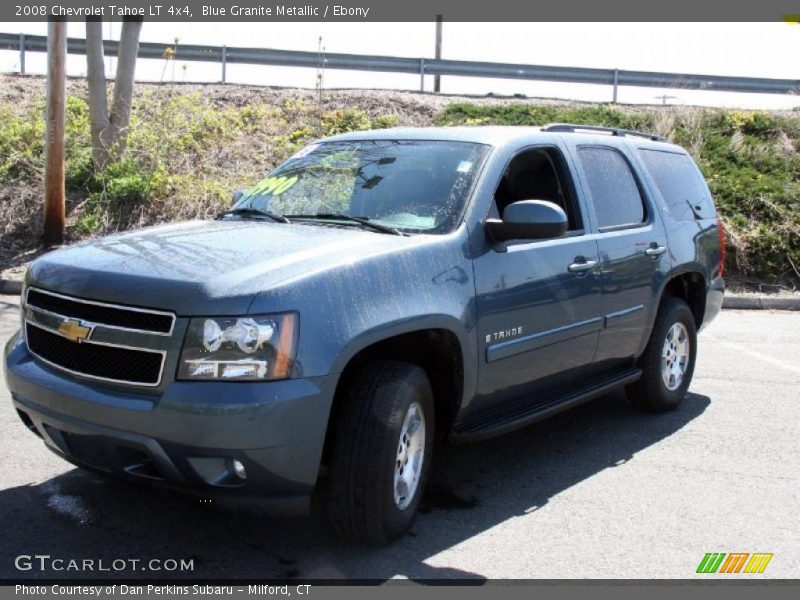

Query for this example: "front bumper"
[4,331,335,504]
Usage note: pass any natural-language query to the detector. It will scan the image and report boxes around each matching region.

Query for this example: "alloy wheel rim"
[393,401,426,510]
[661,322,690,391]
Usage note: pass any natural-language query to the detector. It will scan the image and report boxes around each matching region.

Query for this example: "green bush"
[321,108,372,135]
[371,114,398,129]
[436,103,653,131]
[0,96,94,188]
[723,110,777,138]
[74,160,172,233]
[64,96,95,191]
[0,104,45,182]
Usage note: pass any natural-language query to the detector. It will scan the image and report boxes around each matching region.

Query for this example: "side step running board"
[451,367,642,442]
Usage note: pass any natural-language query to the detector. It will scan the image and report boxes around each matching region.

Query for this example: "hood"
[27,220,413,315]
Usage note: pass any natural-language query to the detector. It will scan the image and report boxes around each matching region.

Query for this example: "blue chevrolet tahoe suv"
[4,124,725,543]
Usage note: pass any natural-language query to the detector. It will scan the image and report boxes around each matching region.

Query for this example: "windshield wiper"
[285,213,405,236]
[216,207,290,224]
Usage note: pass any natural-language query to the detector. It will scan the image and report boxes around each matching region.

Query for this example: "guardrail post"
[612,68,619,103]
[19,33,25,74]
[221,45,227,83]
[419,58,425,92]
[433,15,443,93]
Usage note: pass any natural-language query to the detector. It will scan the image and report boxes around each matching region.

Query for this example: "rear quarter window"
[639,149,715,222]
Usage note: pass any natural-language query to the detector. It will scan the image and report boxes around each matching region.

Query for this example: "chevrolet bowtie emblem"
[58,319,93,343]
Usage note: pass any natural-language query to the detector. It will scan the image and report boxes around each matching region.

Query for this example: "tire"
[324,360,435,544]
[626,297,698,413]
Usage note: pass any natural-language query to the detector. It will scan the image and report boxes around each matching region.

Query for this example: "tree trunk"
[85,18,111,171]
[43,20,67,245]
[108,18,142,162]
[84,17,142,171]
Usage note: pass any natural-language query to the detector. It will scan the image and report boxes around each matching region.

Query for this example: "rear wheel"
[627,297,697,412]
[325,360,434,544]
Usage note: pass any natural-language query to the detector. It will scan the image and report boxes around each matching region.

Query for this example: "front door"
[471,145,602,415]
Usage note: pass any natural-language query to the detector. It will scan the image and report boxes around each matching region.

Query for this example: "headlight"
[178,313,298,381]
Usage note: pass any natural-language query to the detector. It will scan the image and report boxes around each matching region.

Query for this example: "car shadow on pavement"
[0,390,710,582]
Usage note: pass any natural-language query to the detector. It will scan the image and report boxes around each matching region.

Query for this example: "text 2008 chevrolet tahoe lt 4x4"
[4,123,725,543]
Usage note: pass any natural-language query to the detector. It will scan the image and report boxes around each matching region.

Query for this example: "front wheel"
[324,361,435,544]
[627,297,698,412]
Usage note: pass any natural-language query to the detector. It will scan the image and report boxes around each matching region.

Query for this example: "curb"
[0,279,23,295]
[722,295,800,311]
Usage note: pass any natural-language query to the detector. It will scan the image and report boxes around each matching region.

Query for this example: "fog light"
[232,459,247,480]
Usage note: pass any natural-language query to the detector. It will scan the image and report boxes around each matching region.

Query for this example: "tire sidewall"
[375,372,435,540]
[652,300,698,407]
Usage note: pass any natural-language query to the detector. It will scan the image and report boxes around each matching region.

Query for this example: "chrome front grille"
[23,287,175,387]
[25,288,175,335]
[24,323,165,386]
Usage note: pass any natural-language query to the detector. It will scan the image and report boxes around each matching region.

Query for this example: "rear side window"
[639,149,714,222]
[577,147,646,230]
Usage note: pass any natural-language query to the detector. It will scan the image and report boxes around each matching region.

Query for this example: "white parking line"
[721,342,800,377]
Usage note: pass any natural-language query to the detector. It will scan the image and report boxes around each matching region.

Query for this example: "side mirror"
[232,189,246,205]
[486,200,568,242]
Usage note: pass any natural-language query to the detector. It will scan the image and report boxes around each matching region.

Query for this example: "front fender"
[329,313,473,378]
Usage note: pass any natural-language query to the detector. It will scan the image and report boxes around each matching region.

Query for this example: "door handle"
[644,245,667,257]
[568,258,598,273]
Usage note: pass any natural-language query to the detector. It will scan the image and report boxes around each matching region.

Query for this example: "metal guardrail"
[2,32,799,99]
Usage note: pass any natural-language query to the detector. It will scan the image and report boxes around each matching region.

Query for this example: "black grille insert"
[26,323,163,385]
[27,289,173,334]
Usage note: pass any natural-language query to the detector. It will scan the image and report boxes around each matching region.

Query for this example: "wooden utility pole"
[43,19,67,245]
[433,15,443,93]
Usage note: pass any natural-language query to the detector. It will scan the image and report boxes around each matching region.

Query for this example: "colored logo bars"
[696,552,773,574]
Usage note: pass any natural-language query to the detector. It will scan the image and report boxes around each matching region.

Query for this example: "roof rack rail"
[541,123,667,142]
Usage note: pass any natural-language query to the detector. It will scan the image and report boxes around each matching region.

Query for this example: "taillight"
[717,219,727,278]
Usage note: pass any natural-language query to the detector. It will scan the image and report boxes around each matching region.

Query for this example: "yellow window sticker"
[243,175,299,199]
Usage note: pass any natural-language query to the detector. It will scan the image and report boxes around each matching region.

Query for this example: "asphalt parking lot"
[1,293,797,580]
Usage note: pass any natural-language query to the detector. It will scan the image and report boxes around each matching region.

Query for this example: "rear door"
[572,145,670,365]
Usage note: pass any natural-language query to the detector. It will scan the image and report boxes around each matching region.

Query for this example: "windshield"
[234,140,489,234]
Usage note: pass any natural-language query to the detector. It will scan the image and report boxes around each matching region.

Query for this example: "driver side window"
[492,147,583,232]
